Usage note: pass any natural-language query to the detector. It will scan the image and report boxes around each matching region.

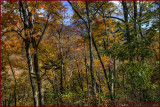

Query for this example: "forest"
[1,1,159,106]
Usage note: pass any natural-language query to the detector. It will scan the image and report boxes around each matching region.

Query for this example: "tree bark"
[68,1,105,104]
[25,39,39,106]
[59,34,63,95]
[92,36,114,103]
[134,1,137,37]
[138,1,143,38]
[102,13,114,101]
[19,1,39,106]
[57,29,64,106]
[32,38,44,106]
[122,1,131,42]
[8,58,17,106]
[86,1,97,103]
[84,39,90,100]
[96,67,103,102]
[113,58,116,100]
[77,64,83,91]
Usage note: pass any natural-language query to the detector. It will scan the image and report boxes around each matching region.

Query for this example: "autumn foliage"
[1,1,159,106]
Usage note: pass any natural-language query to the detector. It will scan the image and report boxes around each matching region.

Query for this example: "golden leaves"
[76,1,85,9]
[94,55,110,68]
[30,48,36,54]
[32,34,37,38]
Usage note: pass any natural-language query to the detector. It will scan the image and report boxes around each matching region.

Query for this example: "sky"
[61,1,121,25]
[62,1,74,25]
[61,1,120,25]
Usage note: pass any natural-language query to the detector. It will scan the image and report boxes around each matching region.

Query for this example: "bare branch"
[36,14,50,47]
[40,71,46,79]
[44,69,53,85]
[91,1,106,21]
[99,7,125,23]
[105,16,125,23]
[2,29,24,40]
[68,1,88,27]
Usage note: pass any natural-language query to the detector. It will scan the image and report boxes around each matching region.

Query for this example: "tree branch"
[105,16,125,23]
[44,69,53,85]
[91,1,106,21]
[40,71,46,79]
[2,29,24,40]
[68,1,88,28]
[36,14,50,47]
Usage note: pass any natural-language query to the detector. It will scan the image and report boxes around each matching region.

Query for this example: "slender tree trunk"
[84,39,90,100]
[92,37,114,103]
[102,13,114,101]
[113,58,116,100]
[86,1,97,102]
[55,70,60,106]
[9,94,14,106]
[57,31,64,106]
[25,39,39,106]
[77,64,84,91]
[8,58,17,106]
[103,38,107,50]
[122,1,131,42]
[60,37,63,94]
[92,10,114,101]
[19,1,39,106]
[96,67,103,102]
[112,33,116,101]
[138,1,143,38]
[134,1,137,37]
[5,99,6,106]
[77,64,84,106]
[32,38,44,106]
[139,2,145,61]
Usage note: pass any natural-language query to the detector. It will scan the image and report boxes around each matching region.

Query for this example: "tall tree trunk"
[96,67,103,102]
[8,58,17,106]
[60,36,63,94]
[77,64,83,91]
[57,31,64,106]
[92,37,114,103]
[25,39,38,106]
[112,33,116,100]
[19,1,39,106]
[138,1,143,38]
[122,1,131,43]
[134,1,137,37]
[32,38,44,106]
[113,58,116,100]
[102,13,114,101]
[86,1,97,102]
[84,39,90,100]
[77,64,84,106]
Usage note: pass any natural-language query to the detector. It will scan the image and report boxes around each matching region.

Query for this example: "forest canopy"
[1,1,159,106]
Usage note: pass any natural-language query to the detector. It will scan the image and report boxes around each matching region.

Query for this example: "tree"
[2,1,63,106]
[1,1,159,106]
[68,1,107,104]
